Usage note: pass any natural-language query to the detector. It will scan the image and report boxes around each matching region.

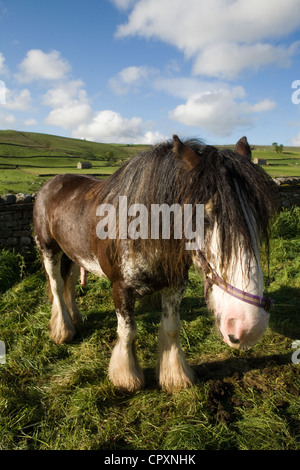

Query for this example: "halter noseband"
[196,250,274,312]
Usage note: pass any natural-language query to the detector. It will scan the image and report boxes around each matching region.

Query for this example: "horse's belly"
[75,256,107,278]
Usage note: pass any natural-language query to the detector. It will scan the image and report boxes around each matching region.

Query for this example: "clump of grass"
[272,206,300,239]
[0,250,25,293]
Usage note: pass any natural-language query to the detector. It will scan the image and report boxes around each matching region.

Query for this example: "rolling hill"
[0,129,299,194]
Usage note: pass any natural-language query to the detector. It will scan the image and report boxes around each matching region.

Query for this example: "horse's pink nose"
[220,309,269,350]
[222,316,246,347]
[225,317,241,337]
[228,334,240,345]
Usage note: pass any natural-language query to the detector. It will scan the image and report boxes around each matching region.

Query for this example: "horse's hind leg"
[43,251,76,344]
[109,282,144,392]
[61,256,82,325]
[158,285,194,392]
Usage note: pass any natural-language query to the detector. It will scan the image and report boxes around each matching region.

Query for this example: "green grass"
[0,130,144,159]
[252,147,300,177]
[261,165,300,177]
[0,131,299,194]
[0,130,148,194]
[0,209,299,450]
[19,166,118,176]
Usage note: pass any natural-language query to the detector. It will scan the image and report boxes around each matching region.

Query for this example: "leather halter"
[196,250,274,312]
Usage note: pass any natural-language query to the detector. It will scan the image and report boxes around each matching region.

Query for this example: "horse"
[33,135,276,392]
[235,136,252,160]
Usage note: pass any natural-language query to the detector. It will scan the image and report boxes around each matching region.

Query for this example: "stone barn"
[77,162,92,169]
[253,158,267,165]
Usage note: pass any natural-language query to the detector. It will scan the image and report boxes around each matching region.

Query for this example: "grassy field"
[0,131,299,194]
[252,146,300,177]
[0,130,149,194]
[0,208,299,450]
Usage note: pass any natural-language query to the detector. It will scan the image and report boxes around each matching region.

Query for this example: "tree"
[105,151,117,163]
[277,144,284,154]
[272,142,284,153]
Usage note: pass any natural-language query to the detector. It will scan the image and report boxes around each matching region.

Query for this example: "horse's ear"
[172,135,200,170]
[234,136,252,159]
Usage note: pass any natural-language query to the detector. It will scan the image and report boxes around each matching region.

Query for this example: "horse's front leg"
[158,286,194,392]
[108,282,144,392]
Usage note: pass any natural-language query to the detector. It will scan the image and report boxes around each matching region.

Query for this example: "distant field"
[18,166,117,176]
[261,165,300,177]
[0,130,299,194]
[0,130,147,194]
[252,145,300,177]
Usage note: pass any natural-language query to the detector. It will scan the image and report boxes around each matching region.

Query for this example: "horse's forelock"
[99,138,277,283]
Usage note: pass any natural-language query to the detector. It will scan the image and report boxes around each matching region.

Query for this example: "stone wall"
[0,193,35,255]
[273,177,300,209]
[0,177,299,254]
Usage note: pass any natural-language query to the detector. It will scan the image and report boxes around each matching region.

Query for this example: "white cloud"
[0,111,17,127]
[43,80,93,130]
[169,87,276,137]
[0,52,9,76]
[0,80,5,104]
[16,49,71,83]
[45,102,93,130]
[0,1,8,19]
[72,109,166,144]
[109,65,157,94]
[245,98,277,113]
[291,132,300,146]
[40,74,164,144]
[154,76,228,100]
[5,88,32,111]
[23,118,37,126]
[111,0,137,10]
[115,0,300,78]
[42,80,86,108]
[192,42,299,79]
[0,112,36,130]
[141,131,166,144]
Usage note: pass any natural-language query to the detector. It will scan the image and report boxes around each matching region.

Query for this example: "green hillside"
[0,130,299,194]
[0,130,150,194]
[0,130,150,159]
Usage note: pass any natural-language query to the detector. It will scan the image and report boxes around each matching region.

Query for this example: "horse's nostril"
[228,334,240,344]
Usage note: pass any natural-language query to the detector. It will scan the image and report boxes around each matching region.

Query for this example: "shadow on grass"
[267,285,300,339]
[193,352,292,383]
[143,352,293,388]
[72,282,298,392]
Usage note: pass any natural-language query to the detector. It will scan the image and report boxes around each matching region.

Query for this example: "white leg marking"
[158,288,194,392]
[109,311,144,392]
[43,253,76,344]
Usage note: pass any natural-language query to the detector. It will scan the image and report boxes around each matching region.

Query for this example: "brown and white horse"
[33,135,276,392]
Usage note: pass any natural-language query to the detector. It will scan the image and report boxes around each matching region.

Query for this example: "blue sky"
[0,0,300,146]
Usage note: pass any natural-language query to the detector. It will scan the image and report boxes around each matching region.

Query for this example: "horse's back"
[36,173,102,203]
[33,174,104,254]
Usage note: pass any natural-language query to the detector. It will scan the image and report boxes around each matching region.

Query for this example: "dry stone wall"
[0,177,299,254]
[273,177,300,209]
[0,193,35,255]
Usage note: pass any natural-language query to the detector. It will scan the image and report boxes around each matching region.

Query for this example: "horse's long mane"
[97,138,277,283]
